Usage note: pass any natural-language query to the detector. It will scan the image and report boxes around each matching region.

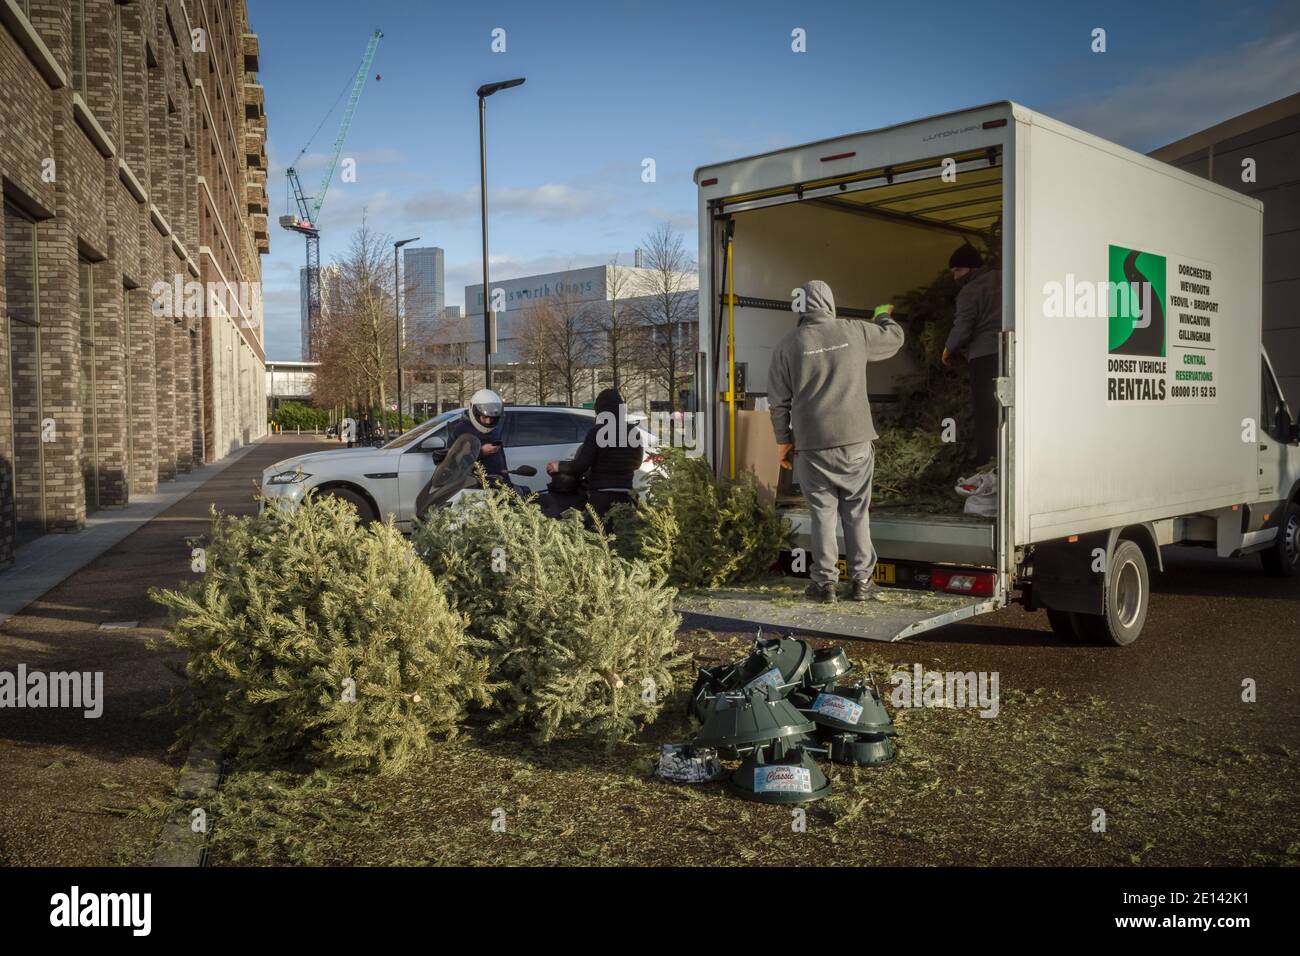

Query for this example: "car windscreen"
[382,409,461,450]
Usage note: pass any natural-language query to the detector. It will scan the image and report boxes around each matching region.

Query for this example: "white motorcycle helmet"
[467,388,504,434]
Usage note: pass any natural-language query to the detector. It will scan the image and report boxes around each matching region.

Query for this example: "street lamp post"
[393,236,420,435]
[477,77,525,391]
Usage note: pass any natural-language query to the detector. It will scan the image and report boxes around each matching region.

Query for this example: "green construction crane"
[280,28,383,357]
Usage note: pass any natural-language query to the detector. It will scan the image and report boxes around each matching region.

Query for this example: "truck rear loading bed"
[783,505,996,568]
[676,577,996,643]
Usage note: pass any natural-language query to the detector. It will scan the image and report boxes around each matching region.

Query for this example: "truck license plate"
[837,560,896,584]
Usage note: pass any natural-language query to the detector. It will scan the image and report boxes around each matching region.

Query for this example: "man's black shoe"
[805,582,837,604]
[850,579,877,602]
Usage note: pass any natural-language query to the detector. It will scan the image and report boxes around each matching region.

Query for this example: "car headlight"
[267,469,311,485]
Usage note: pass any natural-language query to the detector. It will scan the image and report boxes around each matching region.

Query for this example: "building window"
[70,0,88,94]
[4,203,46,544]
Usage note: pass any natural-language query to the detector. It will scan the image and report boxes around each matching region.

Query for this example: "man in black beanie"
[546,387,644,521]
[942,243,1001,466]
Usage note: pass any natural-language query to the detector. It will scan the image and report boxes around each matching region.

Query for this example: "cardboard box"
[733,409,781,505]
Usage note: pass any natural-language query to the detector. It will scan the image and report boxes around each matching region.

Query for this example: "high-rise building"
[0,0,270,566]
[402,246,444,348]
[300,263,341,359]
[299,267,312,359]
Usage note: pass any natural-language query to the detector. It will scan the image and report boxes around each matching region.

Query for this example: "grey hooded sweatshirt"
[768,280,904,452]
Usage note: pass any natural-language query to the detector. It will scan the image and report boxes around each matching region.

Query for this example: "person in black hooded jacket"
[546,388,644,520]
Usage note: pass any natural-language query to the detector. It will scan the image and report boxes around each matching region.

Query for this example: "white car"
[261,405,658,530]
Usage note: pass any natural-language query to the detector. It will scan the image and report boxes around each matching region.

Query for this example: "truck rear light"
[700,177,718,187]
[931,570,994,596]
[983,119,1008,129]
[820,151,856,162]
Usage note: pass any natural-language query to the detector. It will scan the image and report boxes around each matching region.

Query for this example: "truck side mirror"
[1276,404,1296,444]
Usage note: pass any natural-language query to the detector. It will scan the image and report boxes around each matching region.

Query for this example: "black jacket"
[449,417,507,478]
[557,426,644,491]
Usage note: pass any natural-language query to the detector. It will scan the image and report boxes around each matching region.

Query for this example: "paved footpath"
[0,436,330,865]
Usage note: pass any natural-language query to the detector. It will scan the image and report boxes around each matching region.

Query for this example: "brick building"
[0,0,269,567]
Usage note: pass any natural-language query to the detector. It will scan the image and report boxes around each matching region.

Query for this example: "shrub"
[412,485,682,745]
[150,495,492,775]
[273,401,330,431]
[608,447,791,589]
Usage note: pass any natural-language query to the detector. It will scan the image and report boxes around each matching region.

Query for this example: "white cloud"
[267,146,406,179]
[1051,31,1300,151]
[405,182,603,225]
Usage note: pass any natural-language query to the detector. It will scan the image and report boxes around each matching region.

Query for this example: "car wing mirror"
[422,434,447,453]
[511,465,538,477]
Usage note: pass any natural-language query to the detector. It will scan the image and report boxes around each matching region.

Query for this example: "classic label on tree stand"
[754,766,812,793]
[811,693,863,725]
[744,666,784,695]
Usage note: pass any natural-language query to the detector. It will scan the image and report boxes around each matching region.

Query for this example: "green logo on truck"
[1107,245,1166,357]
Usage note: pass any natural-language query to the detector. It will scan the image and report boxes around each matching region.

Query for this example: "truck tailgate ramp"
[675,579,999,642]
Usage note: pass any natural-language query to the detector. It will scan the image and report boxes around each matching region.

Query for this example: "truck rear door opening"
[692,102,1298,645]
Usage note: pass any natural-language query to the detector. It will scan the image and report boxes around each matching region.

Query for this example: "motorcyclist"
[449,388,509,482]
[546,388,644,520]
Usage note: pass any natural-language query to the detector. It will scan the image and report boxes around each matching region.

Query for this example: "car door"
[1260,352,1292,498]
[503,409,590,493]
[397,425,448,529]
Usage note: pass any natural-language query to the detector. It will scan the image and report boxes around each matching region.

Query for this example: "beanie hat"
[948,243,983,270]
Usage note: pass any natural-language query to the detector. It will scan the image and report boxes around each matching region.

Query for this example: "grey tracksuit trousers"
[795,439,876,586]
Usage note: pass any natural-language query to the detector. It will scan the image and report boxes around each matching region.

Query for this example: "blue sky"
[252,0,1300,359]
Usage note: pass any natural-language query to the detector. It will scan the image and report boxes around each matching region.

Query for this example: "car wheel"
[1260,500,1300,578]
[321,487,375,526]
[1074,538,1148,647]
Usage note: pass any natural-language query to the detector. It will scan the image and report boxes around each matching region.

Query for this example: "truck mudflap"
[675,579,1002,643]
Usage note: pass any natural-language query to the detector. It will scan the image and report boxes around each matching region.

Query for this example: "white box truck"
[692,101,1300,645]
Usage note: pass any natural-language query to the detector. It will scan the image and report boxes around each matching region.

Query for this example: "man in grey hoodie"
[768,280,905,603]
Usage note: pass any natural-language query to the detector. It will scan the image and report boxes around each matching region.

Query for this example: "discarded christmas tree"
[413,480,683,746]
[608,447,791,588]
[150,494,492,775]
[872,263,994,509]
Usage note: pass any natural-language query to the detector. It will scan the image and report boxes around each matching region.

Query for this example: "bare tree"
[312,215,397,421]
[514,301,557,404]
[633,223,698,411]
[591,255,643,394]
[540,282,597,406]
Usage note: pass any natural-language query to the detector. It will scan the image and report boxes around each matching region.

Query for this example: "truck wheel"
[1045,609,1081,641]
[1260,500,1300,578]
[322,488,375,526]
[1074,538,1148,647]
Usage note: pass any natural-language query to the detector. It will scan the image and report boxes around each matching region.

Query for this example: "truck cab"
[1255,348,1300,575]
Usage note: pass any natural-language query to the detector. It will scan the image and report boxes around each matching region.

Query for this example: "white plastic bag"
[955,470,998,517]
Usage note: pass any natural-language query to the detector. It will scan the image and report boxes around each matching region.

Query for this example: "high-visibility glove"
[873,303,895,320]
